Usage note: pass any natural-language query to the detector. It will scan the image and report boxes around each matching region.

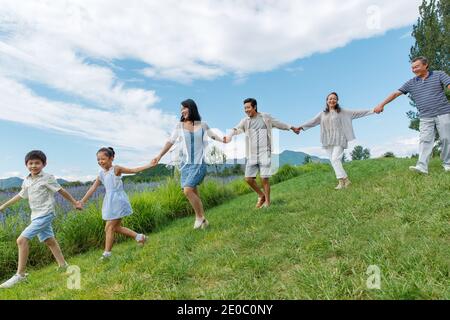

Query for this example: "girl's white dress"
[99,167,132,221]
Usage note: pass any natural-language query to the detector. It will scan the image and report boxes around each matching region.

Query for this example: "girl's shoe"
[100,253,112,261]
[0,274,28,289]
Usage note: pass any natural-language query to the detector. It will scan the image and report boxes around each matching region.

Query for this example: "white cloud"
[367,136,419,158]
[296,135,419,160]
[0,171,22,179]
[0,0,421,178]
[0,75,176,152]
[0,0,421,84]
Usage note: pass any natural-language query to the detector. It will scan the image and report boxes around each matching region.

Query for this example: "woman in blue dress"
[152,99,224,229]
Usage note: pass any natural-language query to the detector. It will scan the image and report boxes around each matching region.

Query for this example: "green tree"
[303,155,312,165]
[383,152,396,158]
[343,153,349,163]
[408,0,450,132]
[206,146,227,177]
[351,145,371,161]
[232,164,244,175]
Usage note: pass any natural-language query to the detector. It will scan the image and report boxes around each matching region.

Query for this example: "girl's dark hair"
[97,147,115,158]
[180,99,202,123]
[324,92,341,113]
[25,150,47,165]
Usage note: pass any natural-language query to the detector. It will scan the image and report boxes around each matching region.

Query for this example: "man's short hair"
[244,98,258,112]
[412,56,429,68]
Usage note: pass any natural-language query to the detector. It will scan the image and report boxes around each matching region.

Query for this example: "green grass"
[0,158,449,300]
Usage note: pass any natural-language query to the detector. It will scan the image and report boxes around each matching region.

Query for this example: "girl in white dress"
[81,147,154,260]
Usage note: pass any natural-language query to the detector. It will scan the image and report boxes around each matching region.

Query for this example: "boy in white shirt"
[0,150,82,289]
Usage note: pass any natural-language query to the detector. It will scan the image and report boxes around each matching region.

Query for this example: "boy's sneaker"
[409,166,428,175]
[444,166,450,172]
[0,274,28,289]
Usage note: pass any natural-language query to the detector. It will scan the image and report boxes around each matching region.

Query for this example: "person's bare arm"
[58,188,80,209]
[0,194,22,212]
[374,91,403,113]
[151,142,175,166]
[225,119,246,143]
[80,178,102,205]
[115,162,155,176]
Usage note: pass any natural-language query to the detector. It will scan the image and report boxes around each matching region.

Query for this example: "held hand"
[149,159,158,168]
[223,136,232,144]
[374,104,384,114]
[151,157,161,167]
[75,201,83,211]
[291,127,301,135]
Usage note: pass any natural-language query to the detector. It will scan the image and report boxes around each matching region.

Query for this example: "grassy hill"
[0,158,449,300]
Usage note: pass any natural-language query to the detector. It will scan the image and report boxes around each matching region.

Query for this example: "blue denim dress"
[99,167,133,221]
[180,128,207,188]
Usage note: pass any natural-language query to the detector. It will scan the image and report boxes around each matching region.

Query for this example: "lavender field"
[0,175,240,227]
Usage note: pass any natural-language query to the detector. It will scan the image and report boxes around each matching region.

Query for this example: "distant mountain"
[57,179,69,185]
[0,177,23,190]
[0,177,71,191]
[277,150,329,166]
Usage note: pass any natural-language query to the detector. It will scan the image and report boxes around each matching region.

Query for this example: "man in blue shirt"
[374,57,450,174]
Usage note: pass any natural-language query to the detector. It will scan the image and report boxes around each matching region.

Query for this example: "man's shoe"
[409,166,428,175]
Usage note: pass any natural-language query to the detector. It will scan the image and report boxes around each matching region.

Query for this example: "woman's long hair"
[180,99,202,123]
[324,92,342,113]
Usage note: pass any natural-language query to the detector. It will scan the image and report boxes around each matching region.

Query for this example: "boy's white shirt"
[232,112,293,160]
[19,171,62,220]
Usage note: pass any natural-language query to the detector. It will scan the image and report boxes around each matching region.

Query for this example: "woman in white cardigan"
[297,92,377,190]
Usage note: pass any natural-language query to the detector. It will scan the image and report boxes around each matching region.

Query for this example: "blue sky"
[0,1,423,181]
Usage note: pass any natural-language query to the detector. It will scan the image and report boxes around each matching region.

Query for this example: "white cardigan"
[168,122,222,165]
[299,109,374,148]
